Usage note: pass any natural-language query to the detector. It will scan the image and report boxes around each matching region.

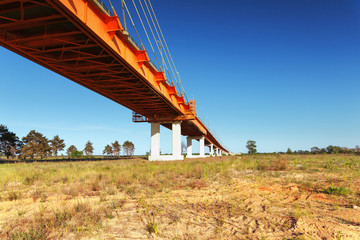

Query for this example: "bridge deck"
[0,0,228,152]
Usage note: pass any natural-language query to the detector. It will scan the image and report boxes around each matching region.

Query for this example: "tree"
[311,147,320,154]
[332,146,342,154]
[67,145,77,157]
[355,145,360,154]
[84,140,94,156]
[123,141,135,157]
[326,145,334,154]
[21,130,51,159]
[286,148,292,155]
[112,140,121,156]
[0,124,22,159]
[246,140,257,154]
[103,144,113,156]
[341,147,350,154]
[50,135,65,157]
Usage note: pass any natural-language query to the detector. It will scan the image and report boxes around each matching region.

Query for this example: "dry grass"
[0,154,360,239]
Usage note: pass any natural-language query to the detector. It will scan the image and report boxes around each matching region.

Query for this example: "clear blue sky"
[1,0,360,155]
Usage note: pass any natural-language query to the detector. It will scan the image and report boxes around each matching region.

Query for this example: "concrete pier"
[148,122,184,161]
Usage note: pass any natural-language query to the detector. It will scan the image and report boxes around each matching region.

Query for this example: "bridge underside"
[0,0,180,116]
[0,0,229,156]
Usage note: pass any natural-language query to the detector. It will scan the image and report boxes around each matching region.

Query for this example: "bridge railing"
[127,34,141,51]
[90,0,112,16]
[148,59,160,72]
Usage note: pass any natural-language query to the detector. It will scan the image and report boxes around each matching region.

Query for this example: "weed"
[139,199,159,235]
[106,187,116,195]
[256,159,269,171]
[31,189,47,202]
[91,180,101,191]
[290,206,311,222]
[337,230,343,240]
[8,191,21,201]
[62,185,79,198]
[53,210,72,227]
[190,163,204,179]
[146,217,158,235]
[9,227,48,240]
[323,186,349,196]
[103,207,115,219]
[325,159,335,170]
[23,176,36,185]
[126,186,138,198]
[167,210,182,224]
[272,157,289,171]
[107,198,126,209]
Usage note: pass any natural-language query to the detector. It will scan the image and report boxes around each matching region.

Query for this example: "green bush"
[323,186,349,196]
[70,150,83,159]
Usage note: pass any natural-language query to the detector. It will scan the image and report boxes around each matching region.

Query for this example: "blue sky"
[1,0,360,154]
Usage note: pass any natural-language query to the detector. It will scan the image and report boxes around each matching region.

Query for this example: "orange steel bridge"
[0,0,229,158]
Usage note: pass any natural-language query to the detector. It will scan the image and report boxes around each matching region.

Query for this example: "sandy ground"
[1,171,360,240]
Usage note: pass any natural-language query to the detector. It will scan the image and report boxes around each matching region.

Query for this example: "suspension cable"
[122,0,144,49]
[138,0,178,86]
[121,0,128,32]
[142,0,181,90]
[146,0,188,102]
[130,0,161,69]
[107,0,115,15]
[138,0,163,64]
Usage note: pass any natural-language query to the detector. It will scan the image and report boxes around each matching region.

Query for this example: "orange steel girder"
[0,0,229,153]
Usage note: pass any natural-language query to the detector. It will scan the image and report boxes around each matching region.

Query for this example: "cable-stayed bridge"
[0,0,229,160]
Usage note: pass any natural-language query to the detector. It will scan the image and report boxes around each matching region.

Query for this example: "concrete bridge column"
[148,122,184,161]
[149,122,160,161]
[187,137,193,158]
[216,148,219,156]
[172,122,182,160]
[219,150,222,156]
[186,136,208,158]
[199,136,205,157]
[209,144,214,156]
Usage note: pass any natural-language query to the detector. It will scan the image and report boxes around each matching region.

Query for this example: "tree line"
[0,124,135,159]
[245,140,360,155]
[286,145,360,155]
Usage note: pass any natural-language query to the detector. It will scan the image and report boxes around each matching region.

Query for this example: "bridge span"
[0,0,229,160]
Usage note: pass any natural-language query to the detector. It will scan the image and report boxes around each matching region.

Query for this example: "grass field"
[0,154,359,239]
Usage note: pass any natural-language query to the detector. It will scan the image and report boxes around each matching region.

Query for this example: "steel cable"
[146,0,188,102]
[141,0,181,91]
[130,0,161,68]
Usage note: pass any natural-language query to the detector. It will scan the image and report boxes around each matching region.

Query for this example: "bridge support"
[172,122,182,160]
[186,136,206,158]
[150,122,160,159]
[209,144,214,156]
[199,136,205,157]
[148,122,184,161]
[187,137,193,158]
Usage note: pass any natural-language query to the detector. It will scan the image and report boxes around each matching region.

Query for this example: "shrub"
[70,150,83,159]
[272,157,289,171]
[323,186,349,196]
